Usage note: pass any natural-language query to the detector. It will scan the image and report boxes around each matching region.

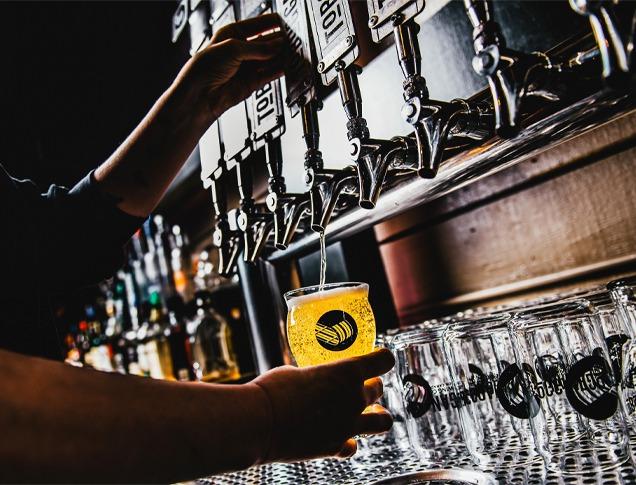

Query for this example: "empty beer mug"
[389,325,465,464]
[284,282,376,367]
[442,314,541,468]
[509,300,630,474]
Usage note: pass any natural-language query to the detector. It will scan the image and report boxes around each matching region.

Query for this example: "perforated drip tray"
[198,433,636,484]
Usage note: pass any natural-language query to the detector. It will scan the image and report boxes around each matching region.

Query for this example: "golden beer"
[285,282,376,367]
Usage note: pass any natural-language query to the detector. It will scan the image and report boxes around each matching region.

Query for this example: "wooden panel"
[380,147,636,325]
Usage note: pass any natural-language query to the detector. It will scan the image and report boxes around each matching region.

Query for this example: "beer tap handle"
[464,0,552,138]
[236,158,254,210]
[210,178,227,218]
[301,99,322,163]
[235,160,257,262]
[263,139,287,250]
[569,0,632,86]
[393,20,422,82]
[337,66,370,142]
[265,139,285,194]
[392,18,455,179]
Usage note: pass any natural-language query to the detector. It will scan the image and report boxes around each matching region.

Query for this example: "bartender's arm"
[0,347,393,483]
[95,14,286,217]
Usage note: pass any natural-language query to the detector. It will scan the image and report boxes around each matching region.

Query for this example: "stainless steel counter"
[199,429,636,484]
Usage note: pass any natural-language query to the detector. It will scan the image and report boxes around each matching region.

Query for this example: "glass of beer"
[284,282,376,367]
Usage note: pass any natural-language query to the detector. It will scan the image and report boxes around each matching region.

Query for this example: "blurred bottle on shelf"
[61,213,254,383]
[170,224,195,302]
[189,290,240,383]
[141,291,175,380]
[83,304,114,372]
[166,295,196,381]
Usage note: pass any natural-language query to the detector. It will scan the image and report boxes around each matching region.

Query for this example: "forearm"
[94,69,211,218]
[0,349,270,483]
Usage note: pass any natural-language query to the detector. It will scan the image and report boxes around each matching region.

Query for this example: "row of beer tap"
[174,0,635,277]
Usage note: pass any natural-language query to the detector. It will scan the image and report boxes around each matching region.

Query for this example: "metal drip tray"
[199,432,636,484]
[368,469,496,485]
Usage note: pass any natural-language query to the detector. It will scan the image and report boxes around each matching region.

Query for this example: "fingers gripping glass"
[284,282,376,367]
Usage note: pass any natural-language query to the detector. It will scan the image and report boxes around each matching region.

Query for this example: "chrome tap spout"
[403,97,493,178]
[237,202,275,263]
[464,0,559,137]
[266,192,310,250]
[307,166,358,233]
[352,136,415,209]
[212,218,241,277]
[569,0,634,86]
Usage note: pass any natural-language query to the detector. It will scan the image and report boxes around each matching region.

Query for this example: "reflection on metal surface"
[369,469,496,485]
[269,89,635,261]
[199,429,636,484]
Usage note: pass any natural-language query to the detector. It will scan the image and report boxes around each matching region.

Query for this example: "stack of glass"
[372,276,636,477]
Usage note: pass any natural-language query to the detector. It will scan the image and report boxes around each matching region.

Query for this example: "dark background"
[0,1,188,189]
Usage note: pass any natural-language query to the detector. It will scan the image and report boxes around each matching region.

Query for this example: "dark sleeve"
[0,164,144,293]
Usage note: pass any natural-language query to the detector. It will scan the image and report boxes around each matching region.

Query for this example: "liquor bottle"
[64,332,82,367]
[144,291,175,380]
[120,268,143,376]
[189,290,240,382]
[166,295,195,381]
[141,220,163,300]
[170,225,195,302]
[135,301,152,377]
[76,320,91,365]
[130,230,150,302]
[152,215,177,298]
[85,304,113,372]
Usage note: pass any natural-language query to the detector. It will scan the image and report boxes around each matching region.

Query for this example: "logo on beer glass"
[315,310,358,351]
[564,354,618,420]
[402,374,433,418]
[496,362,540,419]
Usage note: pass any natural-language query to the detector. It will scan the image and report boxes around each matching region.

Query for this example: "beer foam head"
[285,283,368,309]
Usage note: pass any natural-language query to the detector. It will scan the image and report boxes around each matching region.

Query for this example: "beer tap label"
[275,0,315,113]
[241,5,286,149]
[306,0,358,85]
[213,3,251,167]
[366,0,425,43]
[315,310,358,351]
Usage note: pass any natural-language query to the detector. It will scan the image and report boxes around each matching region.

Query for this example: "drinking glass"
[606,279,636,428]
[389,325,466,464]
[509,300,630,474]
[442,314,541,468]
[284,282,376,367]
[354,334,410,466]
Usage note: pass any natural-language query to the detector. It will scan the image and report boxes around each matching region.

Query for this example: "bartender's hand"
[250,348,395,463]
[96,13,288,217]
[177,13,286,124]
